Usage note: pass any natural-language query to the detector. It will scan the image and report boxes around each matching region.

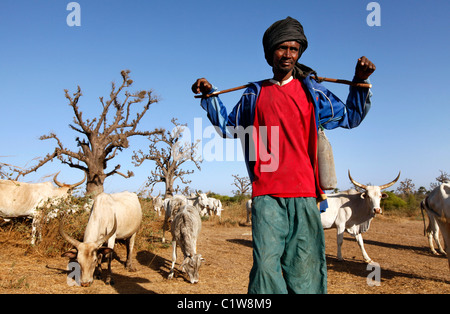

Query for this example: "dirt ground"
[0,215,449,294]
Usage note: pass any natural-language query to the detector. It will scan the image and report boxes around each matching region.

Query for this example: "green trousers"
[248,195,327,294]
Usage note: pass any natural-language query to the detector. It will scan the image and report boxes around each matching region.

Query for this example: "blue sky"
[1,0,449,195]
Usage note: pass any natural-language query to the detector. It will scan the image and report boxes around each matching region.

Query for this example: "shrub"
[37,195,91,256]
[381,191,407,211]
[382,192,421,217]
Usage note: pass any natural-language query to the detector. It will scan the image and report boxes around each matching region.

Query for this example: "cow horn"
[53,171,64,187]
[348,170,368,190]
[59,217,81,249]
[95,215,117,248]
[379,171,401,190]
[53,172,87,189]
[69,172,87,189]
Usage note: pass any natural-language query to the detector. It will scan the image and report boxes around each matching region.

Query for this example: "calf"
[168,204,204,283]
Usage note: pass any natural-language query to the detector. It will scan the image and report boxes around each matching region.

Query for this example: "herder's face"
[272,41,301,75]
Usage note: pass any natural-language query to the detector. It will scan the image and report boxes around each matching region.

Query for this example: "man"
[192,17,375,294]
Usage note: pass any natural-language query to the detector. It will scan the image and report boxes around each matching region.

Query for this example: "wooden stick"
[194,84,250,99]
[318,77,372,89]
[194,76,372,99]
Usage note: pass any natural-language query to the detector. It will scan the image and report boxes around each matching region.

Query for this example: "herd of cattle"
[0,174,223,286]
[0,170,449,287]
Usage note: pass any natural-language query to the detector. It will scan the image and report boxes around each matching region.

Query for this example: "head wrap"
[262,16,316,79]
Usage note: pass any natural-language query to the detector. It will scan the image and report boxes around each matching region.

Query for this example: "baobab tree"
[231,174,251,196]
[21,70,163,196]
[396,178,416,195]
[132,118,201,198]
[430,170,450,190]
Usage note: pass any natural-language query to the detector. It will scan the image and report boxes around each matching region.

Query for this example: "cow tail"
[420,198,427,236]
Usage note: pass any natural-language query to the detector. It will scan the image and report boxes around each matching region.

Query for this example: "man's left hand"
[355,56,376,80]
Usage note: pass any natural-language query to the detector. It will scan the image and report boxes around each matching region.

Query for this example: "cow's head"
[349,170,401,215]
[195,192,212,216]
[181,254,204,284]
[59,217,117,287]
[151,192,162,203]
[196,192,209,206]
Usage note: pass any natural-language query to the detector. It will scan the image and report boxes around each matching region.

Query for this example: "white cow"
[151,193,164,217]
[211,198,224,216]
[246,199,252,224]
[421,182,450,269]
[421,201,446,256]
[321,171,400,263]
[161,195,190,243]
[161,193,214,243]
[0,172,86,245]
[196,193,222,216]
[204,197,223,216]
[194,193,210,216]
[168,204,204,283]
[60,191,142,287]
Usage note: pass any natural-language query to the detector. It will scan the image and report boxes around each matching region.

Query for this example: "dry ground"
[0,214,449,294]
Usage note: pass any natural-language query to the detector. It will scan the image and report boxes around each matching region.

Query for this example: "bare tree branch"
[20,70,163,195]
[0,158,23,181]
[231,174,251,196]
[132,118,202,197]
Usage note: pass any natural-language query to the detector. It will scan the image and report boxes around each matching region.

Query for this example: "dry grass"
[1,197,172,257]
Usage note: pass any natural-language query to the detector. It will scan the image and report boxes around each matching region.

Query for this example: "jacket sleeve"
[309,76,372,130]
[200,83,259,138]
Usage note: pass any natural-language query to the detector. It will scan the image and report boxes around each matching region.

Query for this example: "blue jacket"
[200,74,372,205]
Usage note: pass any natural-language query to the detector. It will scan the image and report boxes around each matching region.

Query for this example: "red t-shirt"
[252,78,318,198]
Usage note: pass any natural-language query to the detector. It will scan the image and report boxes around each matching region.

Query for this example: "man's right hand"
[191,78,212,95]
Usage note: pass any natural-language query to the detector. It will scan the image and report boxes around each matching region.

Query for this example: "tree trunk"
[164,176,174,198]
[86,182,104,197]
[86,172,106,197]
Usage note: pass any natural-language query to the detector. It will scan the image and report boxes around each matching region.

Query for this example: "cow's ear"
[381,193,388,199]
[360,192,367,199]
[181,256,192,269]
[61,249,77,259]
